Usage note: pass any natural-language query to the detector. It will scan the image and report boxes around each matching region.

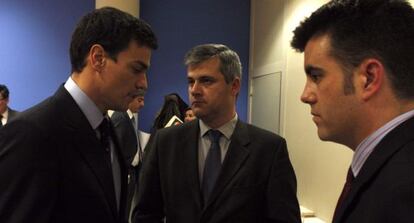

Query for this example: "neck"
[0,107,7,114]
[203,110,236,129]
[348,99,414,150]
[71,72,107,114]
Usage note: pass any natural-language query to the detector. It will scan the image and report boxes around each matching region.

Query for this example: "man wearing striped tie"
[134,44,300,223]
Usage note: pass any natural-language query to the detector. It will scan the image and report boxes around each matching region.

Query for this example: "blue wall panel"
[140,0,250,132]
[0,0,94,111]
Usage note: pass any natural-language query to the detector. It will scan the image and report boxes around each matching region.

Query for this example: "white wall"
[250,0,353,222]
[96,0,139,17]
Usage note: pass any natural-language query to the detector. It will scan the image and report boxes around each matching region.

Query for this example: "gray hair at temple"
[184,44,242,84]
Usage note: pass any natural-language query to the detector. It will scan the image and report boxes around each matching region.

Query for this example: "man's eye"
[133,68,144,74]
[200,78,214,84]
[309,73,322,82]
[131,64,147,74]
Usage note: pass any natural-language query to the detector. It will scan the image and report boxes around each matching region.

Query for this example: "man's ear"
[357,58,384,100]
[231,77,241,96]
[89,44,106,72]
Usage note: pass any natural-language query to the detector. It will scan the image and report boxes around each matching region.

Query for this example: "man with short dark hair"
[135,44,300,223]
[0,7,157,223]
[291,0,414,222]
[0,84,18,127]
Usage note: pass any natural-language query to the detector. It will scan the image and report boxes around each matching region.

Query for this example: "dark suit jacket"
[112,111,138,165]
[111,111,140,219]
[333,116,414,223]
[0,86,128,223]
[6,107,19,123]
[134,120,300,223]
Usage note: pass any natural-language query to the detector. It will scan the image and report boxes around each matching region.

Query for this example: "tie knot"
[208,129,222,143]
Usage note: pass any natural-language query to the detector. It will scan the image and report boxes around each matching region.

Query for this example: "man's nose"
[300,84,315,104]
[190,81,201,95]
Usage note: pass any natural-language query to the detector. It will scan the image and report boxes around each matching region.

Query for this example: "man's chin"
[317,130,330,141]
[193,110,205,119]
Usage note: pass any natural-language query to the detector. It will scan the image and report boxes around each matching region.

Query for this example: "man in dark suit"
[0,7,157,223]
[0,84,19,126]
[112,95,146,222]
[291,0,414,222]
[135,44,300,223]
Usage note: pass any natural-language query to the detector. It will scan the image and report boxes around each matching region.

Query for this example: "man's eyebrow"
[305,65,324,75]
[131,61,149,70]
[187,74,215,80]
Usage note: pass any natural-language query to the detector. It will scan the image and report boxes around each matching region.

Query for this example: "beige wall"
[96,0,139,17]
[250,0,353,222]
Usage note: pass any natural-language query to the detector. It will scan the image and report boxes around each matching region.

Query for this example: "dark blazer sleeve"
[133,131,164,223]
[266,137,301,223]
[0,119,59,222]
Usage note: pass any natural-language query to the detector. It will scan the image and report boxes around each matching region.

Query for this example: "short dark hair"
[0,84,9,99]
[184,44,242,84]
[291,0,414,99]
[70,7,158,73]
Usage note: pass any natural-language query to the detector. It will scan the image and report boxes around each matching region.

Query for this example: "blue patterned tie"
[202,129,222,205]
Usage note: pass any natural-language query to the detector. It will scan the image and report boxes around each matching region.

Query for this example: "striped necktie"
[202,129,222,205]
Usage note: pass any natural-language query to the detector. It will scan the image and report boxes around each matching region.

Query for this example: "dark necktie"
[202,129,222,205]
[98,117,111,152]
[98,117,121,210]
[333,167,354,220]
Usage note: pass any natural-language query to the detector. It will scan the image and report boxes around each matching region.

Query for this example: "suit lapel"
[55,86,120,219]
[182,121,203,209]
[334,116,414,223]
[72,128,119,215]
[204,120,250,209]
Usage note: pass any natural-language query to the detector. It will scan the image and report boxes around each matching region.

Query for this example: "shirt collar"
[351,109,414,176]
[199,113,238,140]
[127,110,136,119]
[1,108,8,120]
[64,76,104,130]
[127,109,138,127]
